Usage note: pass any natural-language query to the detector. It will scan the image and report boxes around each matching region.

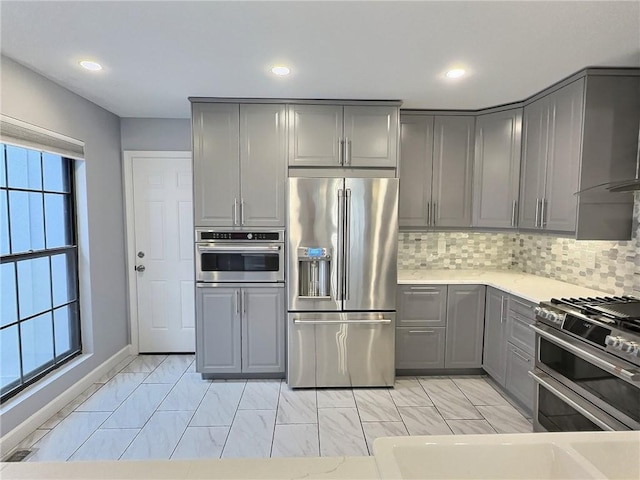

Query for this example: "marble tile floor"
[14,355,532,462]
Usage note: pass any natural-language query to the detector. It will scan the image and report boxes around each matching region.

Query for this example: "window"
[1,143,81,402]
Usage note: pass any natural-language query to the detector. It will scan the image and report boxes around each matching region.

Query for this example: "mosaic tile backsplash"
[399,193,640,296]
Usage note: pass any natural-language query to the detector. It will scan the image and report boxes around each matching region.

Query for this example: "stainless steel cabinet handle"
[511,200,518,227]
[235,290,240,315]
[409,330,435,334]
[344,188,351,301]
[500,296,505,323]
[426,202,431,226]
[233,198,238,226]
[531,324,640,383]
[240,199,245,225]
[540,198,546,228]
[409,286,436,291]
[535,198,540,227]
[338,138,344,165]
[432,202,437,226]
[345,137,352,165]
[242,290,246,314]
[337,189,345,301]
[529,371,615,431]
[293,319,392,325]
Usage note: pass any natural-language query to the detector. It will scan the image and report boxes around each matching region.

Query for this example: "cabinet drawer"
[507,312,535,356]
[397,285,447,327]
[505,343,534,414]
[395,327,445,369]
[508,295,536,321]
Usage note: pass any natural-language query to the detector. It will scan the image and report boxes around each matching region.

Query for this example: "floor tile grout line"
[353,389,373,456]
[268,380,284,458]
[219,379,248,458]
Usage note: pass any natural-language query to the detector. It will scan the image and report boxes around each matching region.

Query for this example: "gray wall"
[121,118,191,151]
[1,56,127,435]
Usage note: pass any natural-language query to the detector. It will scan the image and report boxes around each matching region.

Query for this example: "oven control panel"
[605,335,640,357]
[534,306,566,326]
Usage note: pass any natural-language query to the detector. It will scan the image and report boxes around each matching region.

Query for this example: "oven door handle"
[197,245,281,252]
[531,324,640,384]
[528,370,616,431]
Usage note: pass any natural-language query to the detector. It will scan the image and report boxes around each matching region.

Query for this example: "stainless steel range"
[531,296,640,432]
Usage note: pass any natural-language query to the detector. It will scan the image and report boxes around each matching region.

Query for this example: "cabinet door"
[473,109,523,228]
[241,287,285,373]
[397,285,447,327]
[432,116,474,227]
[396,327,445,369]
[482,287,507,385]
[239,104,287,227]
[192,103,240,227]
[543,79,584,232]
[505,343,534,414]
[398,115,433,227]
[196,287,241,373]
[519,98,549,229]
[344,106,398,168]
[445,285,486,368]
[288,104,343,166]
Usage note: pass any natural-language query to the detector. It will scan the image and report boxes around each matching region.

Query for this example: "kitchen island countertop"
[398,269,612,303]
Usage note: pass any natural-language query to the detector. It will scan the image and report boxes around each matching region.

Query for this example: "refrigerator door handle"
[337,188,345,301]
[344,188,351,301]
[293,319,392,325]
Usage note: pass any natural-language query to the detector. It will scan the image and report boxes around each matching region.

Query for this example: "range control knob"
[534,306,542,317]
[547,312,559,323]
[605,335,623,348]
[621,341,639,355]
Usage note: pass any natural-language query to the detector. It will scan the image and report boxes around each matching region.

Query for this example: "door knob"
[135,265,146,273]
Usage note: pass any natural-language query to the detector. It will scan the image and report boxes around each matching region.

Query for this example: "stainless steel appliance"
[195,229,284,283]
[531,296,640,432]
[287,177,398,388]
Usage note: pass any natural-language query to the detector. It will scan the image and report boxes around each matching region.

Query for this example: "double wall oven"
[531,296,640,432]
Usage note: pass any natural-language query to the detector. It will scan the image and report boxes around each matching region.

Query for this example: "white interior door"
[132,154,194,352]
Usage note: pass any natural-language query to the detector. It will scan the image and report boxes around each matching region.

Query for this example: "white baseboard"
[0,345,134,457]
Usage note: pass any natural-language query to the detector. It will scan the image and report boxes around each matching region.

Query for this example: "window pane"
[51,252,76,307]
[9,191,45,253]
[6,145,42,190]
[20,312,54,377]
[45,193,72,248]
[17,256,51,319]
[1,324,21,393]
[0,189,9,255]
[54,304,79,359]
[1,262,17,327]
[43,153,69,193]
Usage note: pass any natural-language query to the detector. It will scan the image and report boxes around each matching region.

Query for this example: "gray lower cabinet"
[397,284,447,327]
[396,327,445,369]
[505,343,534,409]
[396,284,484,370]
[288,104,398,168]
[192,102,286,228]
[482,287,508,385]
[472,108,522,228]
[445,285,486,368]
[399,113,474,228]
[196,285,285,375]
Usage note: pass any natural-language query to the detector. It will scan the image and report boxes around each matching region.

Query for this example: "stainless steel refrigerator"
[287,177,398,387]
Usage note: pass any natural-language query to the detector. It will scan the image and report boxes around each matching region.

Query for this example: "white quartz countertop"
[398,269,610,303]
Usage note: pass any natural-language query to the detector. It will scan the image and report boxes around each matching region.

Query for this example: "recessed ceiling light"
[79,60,103,71]
[271,65,290,76]
[445,68,466,79]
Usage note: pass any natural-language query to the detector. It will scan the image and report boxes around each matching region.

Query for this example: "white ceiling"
[2,1,639,119]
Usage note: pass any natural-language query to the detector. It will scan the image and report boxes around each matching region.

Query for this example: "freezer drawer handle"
[293,319,392,325]
[297,295,332,300]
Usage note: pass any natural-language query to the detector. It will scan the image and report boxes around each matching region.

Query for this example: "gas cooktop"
[549,296,640,331]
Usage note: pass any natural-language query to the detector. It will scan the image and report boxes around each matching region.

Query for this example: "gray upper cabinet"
[192,102,286,228]
[239,104,287,227]
[192,103,240,227]
[399,114,474,228]
[472,109,523,228]
[482,286,507,385]
[196,286,242,373]
[241,287,285,373]
[519,80,583,233]
[288,104,398,168]
[519,71,640,239]
[445,285,486,368]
